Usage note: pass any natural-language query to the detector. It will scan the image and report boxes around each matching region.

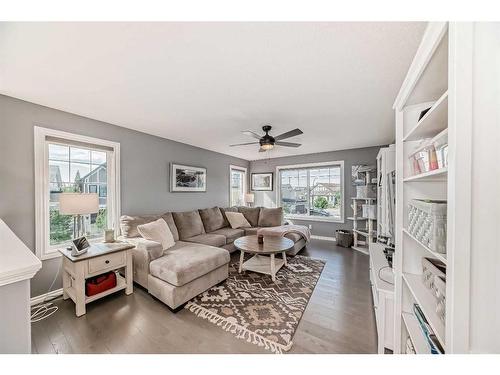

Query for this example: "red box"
[85,271,117,297]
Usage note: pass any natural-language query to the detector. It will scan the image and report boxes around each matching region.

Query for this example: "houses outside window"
[277,161,344,222]
[35,127,120,260]
[230,165,247,206]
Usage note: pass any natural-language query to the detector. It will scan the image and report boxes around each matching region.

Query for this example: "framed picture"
[170,163,207,192]
[251,172,273,191]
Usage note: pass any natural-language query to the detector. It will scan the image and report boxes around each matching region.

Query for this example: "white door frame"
[229,165,248,206]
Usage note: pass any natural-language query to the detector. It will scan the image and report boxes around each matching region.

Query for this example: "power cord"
[378,265,394,285]
[30,262,61,323]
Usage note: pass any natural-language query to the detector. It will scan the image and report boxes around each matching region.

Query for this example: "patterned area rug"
[185,254,325,353]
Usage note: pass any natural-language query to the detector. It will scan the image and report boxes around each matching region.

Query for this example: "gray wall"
[0,95,249,297]
[249,146,382,237]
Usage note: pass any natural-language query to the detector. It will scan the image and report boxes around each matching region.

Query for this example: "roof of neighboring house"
[311,182,340,194]
[49,165,62,186]
[79,163,107,182]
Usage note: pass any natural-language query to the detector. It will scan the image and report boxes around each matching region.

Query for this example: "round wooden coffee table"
[234,235,294,282]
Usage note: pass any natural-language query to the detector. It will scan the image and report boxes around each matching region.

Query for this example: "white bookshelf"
[392,22,473,354]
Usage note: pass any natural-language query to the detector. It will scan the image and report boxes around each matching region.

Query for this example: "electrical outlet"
[308,224,312,230]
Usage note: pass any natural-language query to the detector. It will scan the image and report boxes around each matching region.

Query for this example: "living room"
[1,1,499,373]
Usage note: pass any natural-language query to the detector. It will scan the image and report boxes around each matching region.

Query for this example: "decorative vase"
[104,229,115,243]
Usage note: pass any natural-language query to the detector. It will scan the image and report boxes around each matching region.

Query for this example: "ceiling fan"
[230,125,303,152]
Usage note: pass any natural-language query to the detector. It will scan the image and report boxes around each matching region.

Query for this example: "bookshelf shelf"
[403,167,448,182]
[403,229,447,264]
[403,273,445,347]
[402,312,432,354]
[403,91,448,141]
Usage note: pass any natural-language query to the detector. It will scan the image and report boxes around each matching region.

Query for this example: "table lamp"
[59,192,99,255]
[244,193,255,207]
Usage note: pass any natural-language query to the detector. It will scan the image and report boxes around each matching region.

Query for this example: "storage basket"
[421,257,446,290]
[335,230,353,248]
[362,204,377,219]
[356,184,376,199]
[405,337,416,354]
[407,199,447,254]
[433,275,446,323]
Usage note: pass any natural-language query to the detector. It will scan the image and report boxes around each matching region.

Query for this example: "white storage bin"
[362,204,377,219]
[405,337,416,354]
[421,257,446,290]
[433,275,446,324]
[356,184,376,198]
[407,199,447,254]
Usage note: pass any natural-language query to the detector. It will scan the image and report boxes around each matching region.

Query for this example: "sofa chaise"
[119,206,306,310]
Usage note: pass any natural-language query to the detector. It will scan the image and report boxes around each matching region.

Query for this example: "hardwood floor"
[31,239,378,354]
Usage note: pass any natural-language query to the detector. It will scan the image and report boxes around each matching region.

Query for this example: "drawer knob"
[105,260,110,264]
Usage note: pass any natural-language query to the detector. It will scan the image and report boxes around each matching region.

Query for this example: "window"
[35,127,120,260]
[277,161,344,222]
[230,165,247,206]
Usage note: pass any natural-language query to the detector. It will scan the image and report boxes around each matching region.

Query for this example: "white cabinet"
[369,242,394,353]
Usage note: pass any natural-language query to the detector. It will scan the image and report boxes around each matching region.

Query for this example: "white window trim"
[34,126,121,260]
[276,160,345,224]
[229,165,248,206]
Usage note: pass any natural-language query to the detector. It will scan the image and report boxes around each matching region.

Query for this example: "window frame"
[276,160,345,223]
[229,165,248,206]
[34,126,121,260]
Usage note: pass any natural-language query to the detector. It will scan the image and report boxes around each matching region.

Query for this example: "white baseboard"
[311,235,336,242]
[30,288,63,306]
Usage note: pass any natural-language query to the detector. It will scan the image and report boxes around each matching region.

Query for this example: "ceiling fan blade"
[229,142,260,147]
[275,141,301,148]
[242,130,262,140]
[274,128,303,141]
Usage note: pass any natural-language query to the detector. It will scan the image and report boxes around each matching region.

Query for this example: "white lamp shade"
[59,193,99,215]
[244,193,255,203]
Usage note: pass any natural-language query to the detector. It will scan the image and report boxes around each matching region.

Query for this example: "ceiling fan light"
[261,143,274,150]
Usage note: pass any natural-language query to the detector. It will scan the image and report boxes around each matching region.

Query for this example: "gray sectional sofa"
[119,206,306,310]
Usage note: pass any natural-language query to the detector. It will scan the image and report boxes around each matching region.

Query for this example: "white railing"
[0,219,42,287]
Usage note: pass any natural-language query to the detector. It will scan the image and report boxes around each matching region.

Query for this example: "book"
[413,304,444,354]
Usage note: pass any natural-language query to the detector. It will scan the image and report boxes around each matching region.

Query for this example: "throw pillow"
[258,207,283,227]
[119,214,161,238]
[137,218,175,251]
[238,206,261,227]
[225,212,252,229]
[199,207,225,232]
[221,206,239,227]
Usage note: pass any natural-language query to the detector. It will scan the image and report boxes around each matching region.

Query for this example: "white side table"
[59,242,134,317]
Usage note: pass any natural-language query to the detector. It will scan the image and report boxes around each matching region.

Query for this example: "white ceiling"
[0,22,425,160]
